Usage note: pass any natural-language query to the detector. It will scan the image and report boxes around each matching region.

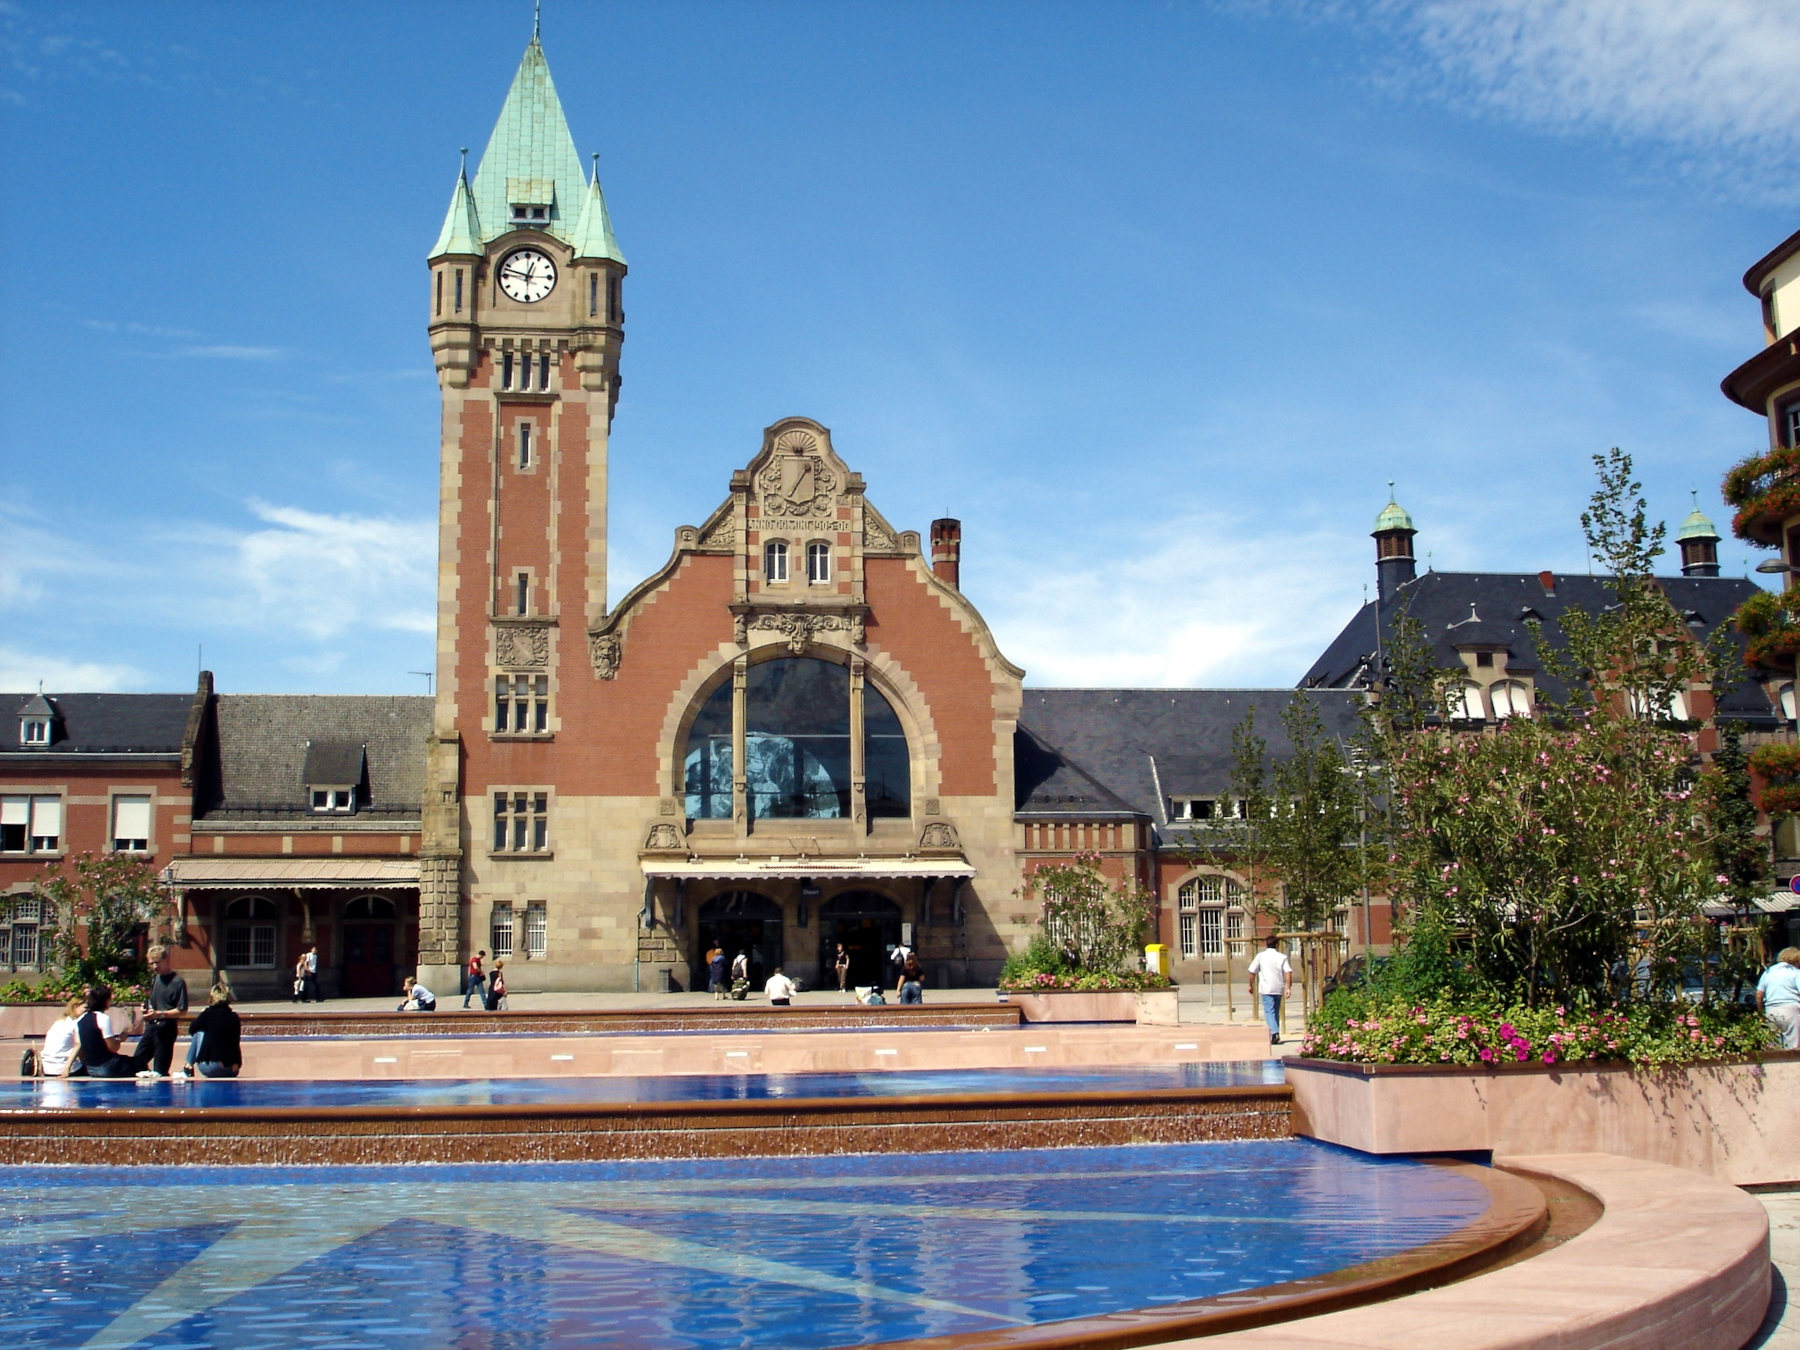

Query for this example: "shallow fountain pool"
[5,1138,1499,1350]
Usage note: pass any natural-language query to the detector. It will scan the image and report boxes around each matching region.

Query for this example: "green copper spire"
[1373,482,1414,534]
[570,153,626,264]
[1677,491,1720,543]
[428,150,483,259]
[469,36,589,246]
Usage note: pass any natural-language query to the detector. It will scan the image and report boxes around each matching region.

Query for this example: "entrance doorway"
[341,895,398,998]
[820,891,901,989]
[695,892,784,991]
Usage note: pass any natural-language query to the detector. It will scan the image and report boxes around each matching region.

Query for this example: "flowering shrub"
[1304,993,1773,1070]
[1722,444,1800,543]
[1733,589,1800,670]
[999,968,1170,993]
[0,971,148,1006]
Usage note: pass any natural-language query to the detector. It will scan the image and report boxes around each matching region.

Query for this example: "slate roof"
[199,696,431,821]
[468,38,591,248]
[1300,570,1782,729]
[0,693,192,755]
[1017,688,1365,846]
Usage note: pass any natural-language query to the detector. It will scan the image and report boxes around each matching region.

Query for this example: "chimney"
[930,518,961,589]
[1538,571,1556,597]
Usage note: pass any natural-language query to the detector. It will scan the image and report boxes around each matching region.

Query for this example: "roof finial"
[533,0,541,42]
[591,151,599,184]
[1387,478,1396,503]
[1690,488,1700,510]
[459,146,469,177]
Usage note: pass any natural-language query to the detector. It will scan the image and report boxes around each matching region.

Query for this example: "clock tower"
[418,31,626,986]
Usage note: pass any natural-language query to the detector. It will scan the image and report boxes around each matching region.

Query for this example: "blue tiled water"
[0,1059,1285,1113]
[1,1139,1488,1350]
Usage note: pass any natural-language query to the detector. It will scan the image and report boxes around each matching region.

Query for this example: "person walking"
[1247,934,1292,1047]
[707,944,728,1000]
[463,950,488,1009]
[764,967,798,1007]
[833,943,850,993]
[297,945,322,1003]
[1757,947,1800,1050]
[485,961,508,1011]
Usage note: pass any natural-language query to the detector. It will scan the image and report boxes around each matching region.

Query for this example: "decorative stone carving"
[757,452,839,519]
[920,821,961,850]
[589,631,622,679]
[733,613,748,647]
[849,613,865,646]
[698,514,735,548]
[494,623,549,668]
[863,518,898,552]
[749,612,847,656]
[643,823,683,851]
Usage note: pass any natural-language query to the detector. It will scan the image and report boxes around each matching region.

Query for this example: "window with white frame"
[1,796,60,854]
[763,540,789,584]
[1783,399,1800,450]
[1627,687,1689,721]
[525,902,547,957]
[1488,680,1532,719]
[518,421,533,467]
[494,674,550,735]
[1177,880,1198,957]
[1448,682,1486,721]
[310,788,355,814]
[19,717,49,746]
[806,541,831,585]
[3,895,45,967]
[1169,797,1220,822]
[1177,876,1233,957]
[490,904,515,958]
[221,896,277,968]
[493,791,549,853]
[1780,682,1797,723]
[111,796,151,852]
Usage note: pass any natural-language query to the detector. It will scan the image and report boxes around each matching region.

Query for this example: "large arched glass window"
[682,657,912,821]
[1489,680,1532,719]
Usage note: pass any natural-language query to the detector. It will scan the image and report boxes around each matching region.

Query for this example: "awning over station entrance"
[163,857,421,889]
[640,857,975,882]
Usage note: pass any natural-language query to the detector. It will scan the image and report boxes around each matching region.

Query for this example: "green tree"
[1017,853,1155,975]
[27,852,171,984]
[1709,721,1768,913]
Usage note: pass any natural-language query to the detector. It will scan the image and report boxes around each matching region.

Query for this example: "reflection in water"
[0,1139,1489,1350]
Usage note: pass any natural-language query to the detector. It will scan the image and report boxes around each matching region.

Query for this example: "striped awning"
[163,857,420,889]
[641,858,974,882]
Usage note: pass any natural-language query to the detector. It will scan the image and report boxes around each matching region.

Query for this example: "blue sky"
[2,0,1796,696]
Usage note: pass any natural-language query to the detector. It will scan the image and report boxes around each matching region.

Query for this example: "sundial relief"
[756,430,839,520]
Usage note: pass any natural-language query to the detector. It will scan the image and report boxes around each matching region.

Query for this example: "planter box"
[1288,1052,1800,1187]
[0,1004,68,1039]
[1009,990,1179,1024]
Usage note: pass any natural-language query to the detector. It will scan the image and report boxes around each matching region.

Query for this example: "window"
[1178,880,1198,958]
[1,796,59,853]
[682,657,911,821]
[490,904,515,958]
[1780,683,1796,723]
[589,273,598,318]
[111,796,151,852]
[221,897,277,969]
[454,268,464,313]
[516,572,531,616]
[435,270,443,317]
[1475,651,1494,668]
[1489,680,1532,720]
[19,718,49,746]
[525,902,547,957]
[806,541,831,585]
[1783,400,1800,450]
[1628,688,1690,721]
[510,203,549,224]
[1170,798,1217,822]
[502,351,514,389]
[763,540,789,584]
[607,275,621,323]
[1198,908,1223,957]
[493,791,549,853]
[539,352,551,390]
[494,674,550,734]
[4,896,44,967]
[310,788,355,813]
[518,422,532,467]
[1448,682,1485,721]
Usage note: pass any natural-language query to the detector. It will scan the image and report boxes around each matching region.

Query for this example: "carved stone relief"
[863,518,898,552]
[494,624,550,668]
[748,612,848,656]
[698,514,735,548]
[919,821,961,850]
[756,449,839,519]
[643,823,684,851]
[589,631,622,680]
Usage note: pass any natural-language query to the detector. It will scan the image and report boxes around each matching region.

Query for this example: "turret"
[1677,500,1722,578]
[1372,489,1416,605]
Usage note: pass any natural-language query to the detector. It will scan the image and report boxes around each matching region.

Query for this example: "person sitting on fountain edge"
[399,975,437,1012]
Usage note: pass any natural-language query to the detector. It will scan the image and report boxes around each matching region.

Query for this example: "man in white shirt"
[1246,934,1292,1047]
[764,968,797,1006]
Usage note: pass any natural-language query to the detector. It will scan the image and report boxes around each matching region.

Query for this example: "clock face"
[498,248,556,303]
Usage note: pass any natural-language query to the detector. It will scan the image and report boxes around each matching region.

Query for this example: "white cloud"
[174,344,284,361]
[225,502,435,640]
[0,647,142,693]
[1373,0,1800,197]
[982,514,1369,688]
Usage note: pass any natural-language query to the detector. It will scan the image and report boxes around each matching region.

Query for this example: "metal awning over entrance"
[641,858,975,882]
[163,858,421,889]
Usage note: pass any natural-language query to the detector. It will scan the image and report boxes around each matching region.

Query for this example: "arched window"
[682,658,911,821]
[1489,680,1532,719]
[763,540,789,584]
[343,895,397,921]
[1627,687,1690,721]
[1780,683,1797,723]
[1175,875,1247,958]
[222,896,277,969]
[1448,682,1486,721]
[806,541,831,585]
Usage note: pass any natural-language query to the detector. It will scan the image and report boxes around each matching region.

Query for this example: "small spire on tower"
[533,0,542,43]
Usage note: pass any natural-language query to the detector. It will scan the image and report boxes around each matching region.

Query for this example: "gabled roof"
[0,693,190,755]
[469,38,589,247]
[198,696,430,821]
[1017,688,1366,844]
[1301,570,1781,727]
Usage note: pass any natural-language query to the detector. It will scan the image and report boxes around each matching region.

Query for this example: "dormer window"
[311,787,355,813]
[506,178,554,229]
[16,693,56,748]
[20,717,49,746]
[510,204,549,224]
[302,739,365,816]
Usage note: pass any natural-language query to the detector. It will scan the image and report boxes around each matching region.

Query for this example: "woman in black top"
[183,980,242,1079]
[75,986,136,1077]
